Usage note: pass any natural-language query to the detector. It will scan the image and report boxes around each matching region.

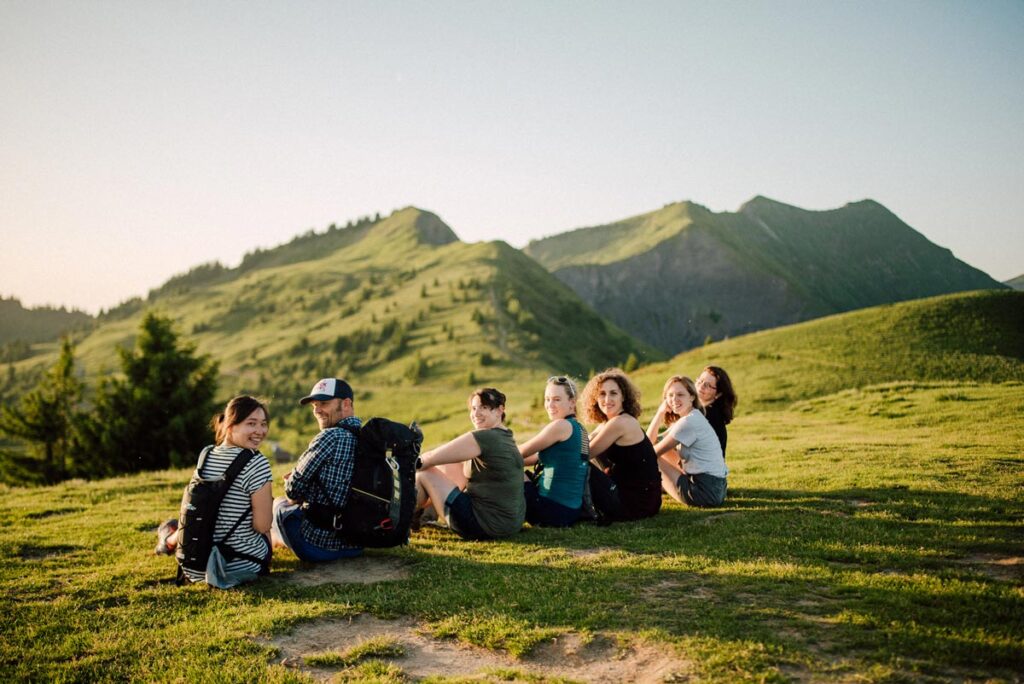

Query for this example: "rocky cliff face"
[552,226,819,352]
[528,197,1004,354]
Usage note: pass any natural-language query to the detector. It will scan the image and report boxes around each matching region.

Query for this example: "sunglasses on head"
[547,375,575,397]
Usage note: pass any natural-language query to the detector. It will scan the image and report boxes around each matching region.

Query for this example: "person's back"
[669,410,727,479]
[466,426,527,537]
[286,417,363,549]
[603,437,662,519]
[155,395,274,588]
[537,416,588,510]
[181,445,273,584]
[272,378,364,563]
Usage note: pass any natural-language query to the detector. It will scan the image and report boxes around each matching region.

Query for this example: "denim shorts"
[524,480,582,528]
[676,472,727,508]
[444,489,491,540]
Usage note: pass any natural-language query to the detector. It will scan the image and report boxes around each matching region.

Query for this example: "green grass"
[305,636,405,667]
[1,380,1021,682]
[526,196,1004,354]
[631,289,1024,412]
[2,206,655,454]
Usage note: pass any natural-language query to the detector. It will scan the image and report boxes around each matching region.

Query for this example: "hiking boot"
[154,519,179,555]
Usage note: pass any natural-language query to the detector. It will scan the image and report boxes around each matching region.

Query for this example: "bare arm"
[653,433,681,458]
[518,419,573,459]
[588,417,625,460]
[250,481,273,535]
[419,431,483,469]
[646,400,670,445]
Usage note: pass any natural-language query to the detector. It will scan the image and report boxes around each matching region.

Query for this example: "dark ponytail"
[211,396,269,444]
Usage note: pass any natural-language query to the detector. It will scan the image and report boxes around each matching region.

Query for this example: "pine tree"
[79,312,219,474]
[623,353,640,373]
[0,338,84,483]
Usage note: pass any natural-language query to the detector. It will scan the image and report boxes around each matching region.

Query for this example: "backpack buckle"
[331,513,345,530]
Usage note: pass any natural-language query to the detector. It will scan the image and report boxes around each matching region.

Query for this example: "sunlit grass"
[1,381,1021,681]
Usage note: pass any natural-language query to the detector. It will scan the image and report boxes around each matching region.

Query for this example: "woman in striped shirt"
[156,396,274,587]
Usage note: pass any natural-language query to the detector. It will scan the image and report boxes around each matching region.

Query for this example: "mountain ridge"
[525,196,1004,353]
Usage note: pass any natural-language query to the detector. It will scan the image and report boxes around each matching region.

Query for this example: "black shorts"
[524,480,582,528]
[443,489,491,540]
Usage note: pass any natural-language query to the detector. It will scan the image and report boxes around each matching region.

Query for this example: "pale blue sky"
[2,1,1022,313]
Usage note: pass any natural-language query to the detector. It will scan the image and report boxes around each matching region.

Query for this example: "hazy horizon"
[3,1,1022,313]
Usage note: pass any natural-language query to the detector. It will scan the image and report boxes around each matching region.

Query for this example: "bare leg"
[415,467,461,526]
[435,461,468,489]
[657,454,687,505]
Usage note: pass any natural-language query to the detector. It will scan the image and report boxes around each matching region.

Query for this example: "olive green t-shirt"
[465,427,526,537]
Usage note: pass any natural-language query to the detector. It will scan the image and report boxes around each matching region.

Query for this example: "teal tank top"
[538,416,588,509]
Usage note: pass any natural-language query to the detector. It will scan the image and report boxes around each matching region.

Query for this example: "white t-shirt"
[668,410,728,478]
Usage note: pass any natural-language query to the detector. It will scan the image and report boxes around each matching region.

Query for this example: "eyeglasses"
[696,378,717,391]
[547,375,575,398]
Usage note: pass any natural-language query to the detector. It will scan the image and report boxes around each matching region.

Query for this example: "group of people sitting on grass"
[155,366,736,587]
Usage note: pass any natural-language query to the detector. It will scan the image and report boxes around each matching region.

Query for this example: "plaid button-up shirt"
[286,416,361,550]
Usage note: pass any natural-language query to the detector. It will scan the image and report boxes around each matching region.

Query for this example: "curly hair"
[660,375,704,428]
[581,368,642,423]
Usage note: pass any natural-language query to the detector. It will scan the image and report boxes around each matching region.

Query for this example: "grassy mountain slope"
[0,296,92,347]
[630,289,1024,413]
[13,207,656,451]
[2,293,1023,680]
[525,197,1005,354]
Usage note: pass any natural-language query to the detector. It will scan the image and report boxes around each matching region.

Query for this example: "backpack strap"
[337,422,360,438]
[298,422,360,530]
[195,445,214,478]
[214,448,258,538]
[211,448,271,572]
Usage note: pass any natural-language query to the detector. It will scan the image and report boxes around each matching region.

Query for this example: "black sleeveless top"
[705,402,728,458]
[605,437,662,519]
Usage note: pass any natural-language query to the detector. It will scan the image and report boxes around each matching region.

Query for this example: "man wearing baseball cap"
[271,378,363,562]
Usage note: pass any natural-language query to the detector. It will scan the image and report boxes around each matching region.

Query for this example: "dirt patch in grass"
[641,579,714,603]
[956,554,1024,582]
[697,512,742,525]
[278,555,412,587]
[565,547,618,559]
[268,614,691,682]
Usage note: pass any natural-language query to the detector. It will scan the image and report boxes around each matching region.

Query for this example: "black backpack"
[175,447,269,584]
[302,418,422,548]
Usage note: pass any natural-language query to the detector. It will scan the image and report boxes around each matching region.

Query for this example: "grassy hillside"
[630,289,1024,412]
[3,207,658,454]
[525,196,1005,354]
[522,200,707,270]
[1,373,1020,681]
[0,296,92,348]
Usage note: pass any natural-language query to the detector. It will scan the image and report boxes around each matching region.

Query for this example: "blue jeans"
[273,499,363,562]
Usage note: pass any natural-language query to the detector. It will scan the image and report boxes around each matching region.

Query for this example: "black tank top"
[605,437,662,519]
